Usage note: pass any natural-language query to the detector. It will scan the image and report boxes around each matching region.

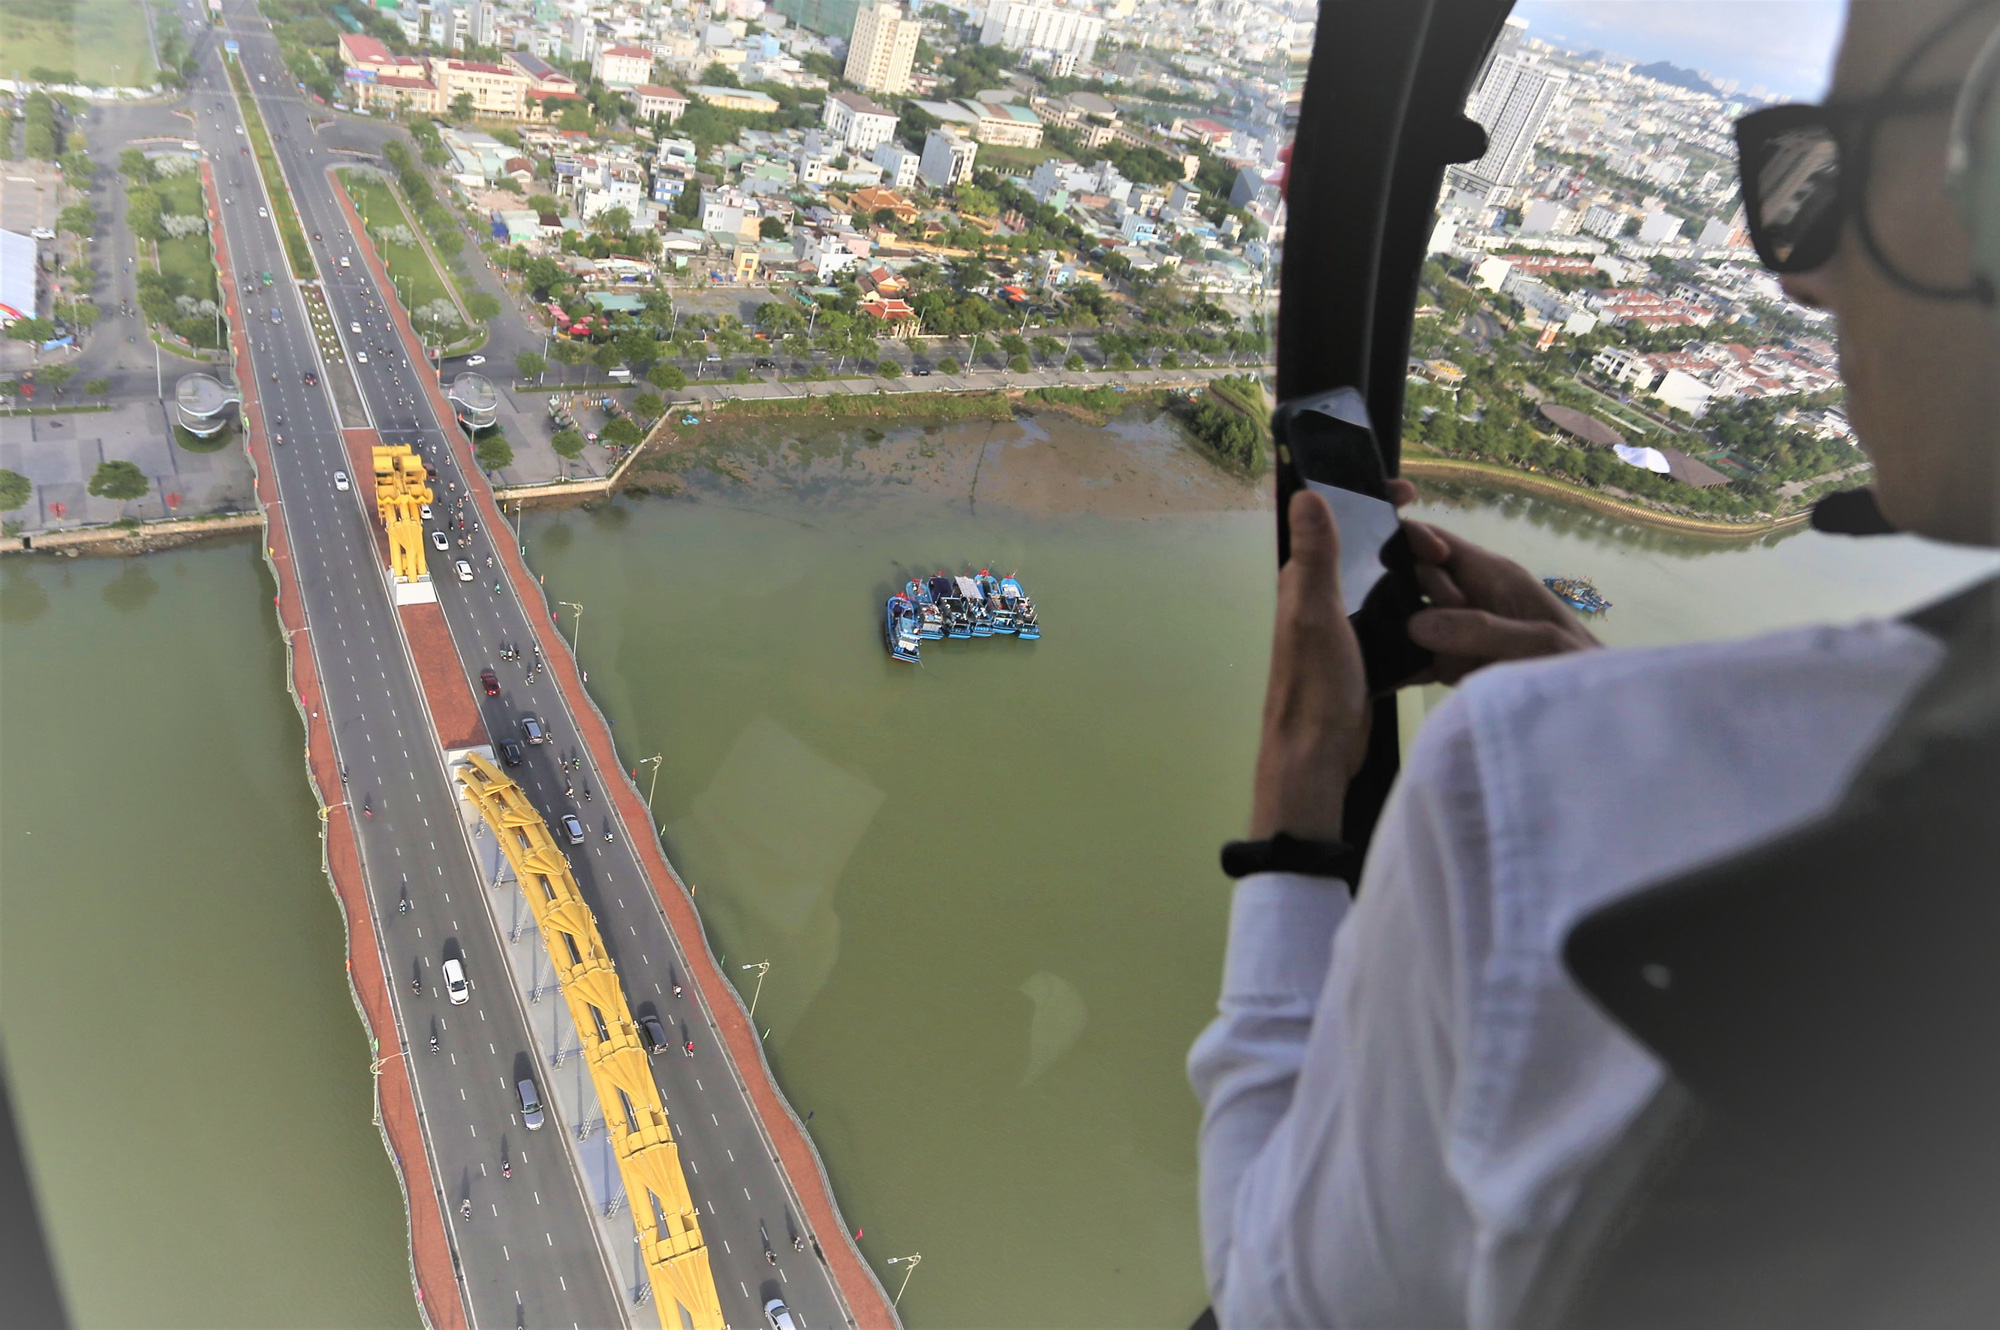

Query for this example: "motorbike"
[429,1035,439,1055]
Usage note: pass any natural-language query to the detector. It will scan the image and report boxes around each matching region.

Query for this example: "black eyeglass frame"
[1734,88,1979,298]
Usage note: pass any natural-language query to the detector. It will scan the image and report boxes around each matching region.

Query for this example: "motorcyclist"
[429,1034,439,1054]
[672,983,683,999]
[411,975,421,996]
[460,1198,471,1221]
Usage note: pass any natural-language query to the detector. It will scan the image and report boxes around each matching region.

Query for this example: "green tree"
[84,377,110,399]
[615,329,658,370]
[476,434,514,470]
[57,203,95,237]
[6,317,55,345]
[450,91,476,122]
[939,356,962,374]
[88,459,149,513]
[759,216,788,239]
[601,417,641,447]
[118,148,153,182]
[1064,352,1085,371]
[41,364,75,394]
[551,339,588,381]
[466,290,501,321]
[526,193,561,215]
[598,205,632,236]
[878,359,902,378]
[631,391,663,419]
[1031,335,1062,361]
[647,361,687,391]
[1110,350,1136,371]
[0,469,31,511]
[955,186,999,217]
[515,350,546,381]
[1160,351,1181,369]
[1007,354,1029,373]
[550,428,585,470]
[61,150,93,183]
[592,343,623,375]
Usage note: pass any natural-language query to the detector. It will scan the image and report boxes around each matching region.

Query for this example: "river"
[1,409,1993,1327]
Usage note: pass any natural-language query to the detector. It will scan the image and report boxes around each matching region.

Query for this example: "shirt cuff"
[1220,872,1351,1005]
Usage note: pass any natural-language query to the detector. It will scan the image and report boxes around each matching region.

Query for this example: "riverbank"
[624,400,1263,518]
[0,512,263,557]
[1401,453,1813,538]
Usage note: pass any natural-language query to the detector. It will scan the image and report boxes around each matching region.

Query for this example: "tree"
[632,391,663,419]
[84,378,109,399]
[0,469,31,511]
[879,359,903,378]
[57,203,95,237]
[475,434,514,471]
[41,365,76,394]
[592,343,623,375]
[1110,350,1136,371]
[1031,335,1062,361]
[1008,354,1029,373]
[6,318,55,345]
[647,361,687,391]
[601,417,641,448]
[1064,353,1085,371]
[88,459,149,513]
[61,150,93,183]
[526,193,561,215]
[955,186,999,218]
[118,148,153,182]
[551,340,588,381]
[450,91,476,123]
[615,329,658,370]
[550,428,585,471]
[759,216,788,239]
[939,357,962,375]
[597,204,632,237]
[466,291,501,321]
[515,351,546,381]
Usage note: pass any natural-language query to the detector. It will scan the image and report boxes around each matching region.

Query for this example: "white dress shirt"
[1188,618,1948,1330]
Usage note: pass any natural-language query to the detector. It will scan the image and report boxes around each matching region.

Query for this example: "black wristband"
[1220,833,1362,882]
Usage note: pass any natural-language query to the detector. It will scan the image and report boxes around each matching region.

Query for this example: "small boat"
[884,593,922,662]
[977,570,1015,634]
[907,579,945,639]
[1001,576,1040,640]
[1544,575,1611,614]
[957,574,994,636]
[930,575,972,638]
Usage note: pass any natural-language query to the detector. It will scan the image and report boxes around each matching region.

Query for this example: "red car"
[302,370,317,385]
[480,669,499,696]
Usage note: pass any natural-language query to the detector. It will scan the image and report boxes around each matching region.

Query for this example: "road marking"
[713,1114,720,1126]
[546,1232,553,1246]
[727,1149,735,1162]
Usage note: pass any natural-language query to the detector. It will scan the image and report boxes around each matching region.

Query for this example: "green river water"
[3,411,1995,1327]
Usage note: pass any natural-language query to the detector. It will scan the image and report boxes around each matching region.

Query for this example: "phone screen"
[1273,389,1432,692]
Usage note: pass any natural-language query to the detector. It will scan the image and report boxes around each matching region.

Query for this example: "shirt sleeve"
[1188,699,1489,1327]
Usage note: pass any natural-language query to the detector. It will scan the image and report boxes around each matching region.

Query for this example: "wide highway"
[206,5,858,1328]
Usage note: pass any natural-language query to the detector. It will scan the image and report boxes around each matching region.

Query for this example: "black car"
[914,367,932,376]
[499,740,523,766]
[753,357,776,370]
[639,1014,669,1054]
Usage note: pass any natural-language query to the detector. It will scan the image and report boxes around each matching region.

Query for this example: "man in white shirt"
[1189,1,2000,1325]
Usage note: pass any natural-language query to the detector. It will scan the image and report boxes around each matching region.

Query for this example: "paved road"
[182,10,629,1329]
[216,7,860,1329]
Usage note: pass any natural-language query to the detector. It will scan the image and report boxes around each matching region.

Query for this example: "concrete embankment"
[0,513,265,557]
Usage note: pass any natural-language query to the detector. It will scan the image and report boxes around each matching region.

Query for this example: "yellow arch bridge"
[457,752,723,1330]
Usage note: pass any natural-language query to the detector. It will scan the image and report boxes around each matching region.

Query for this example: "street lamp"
[368,1046,409,1127]
[641,754,664,819]
[886,1253,922,1308]
[558,599,583,658]
[740,960,769,1019]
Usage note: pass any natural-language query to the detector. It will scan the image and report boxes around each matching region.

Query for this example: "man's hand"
[1402,521,1600,683]
[1249,489,1372,841]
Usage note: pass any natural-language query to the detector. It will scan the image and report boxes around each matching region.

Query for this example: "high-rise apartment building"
[774,0,861,41]
[979,2,1103,71]
[1453,51,1566,192]
[843,2,920,96]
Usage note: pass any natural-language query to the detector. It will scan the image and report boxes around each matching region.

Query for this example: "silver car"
[560,814,585,845]
[517,1078,544,1130]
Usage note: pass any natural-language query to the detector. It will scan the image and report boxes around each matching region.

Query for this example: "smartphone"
[1273,388,1432,692]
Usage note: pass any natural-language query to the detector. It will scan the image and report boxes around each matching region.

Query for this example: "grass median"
[338,170,474,349]
[227,57,315,279]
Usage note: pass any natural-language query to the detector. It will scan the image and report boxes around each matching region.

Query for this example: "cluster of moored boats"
[1544,575,1612,614]
[886,571,1042,662]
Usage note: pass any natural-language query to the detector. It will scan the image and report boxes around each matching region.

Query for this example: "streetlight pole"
[368,1046,409,1127]
[558,599,583,658]
[641,754,663,820]
[740,960,769,1020]
[886,1253,922,1308]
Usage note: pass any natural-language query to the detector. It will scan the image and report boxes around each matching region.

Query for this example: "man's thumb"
[1287,489,1343,608]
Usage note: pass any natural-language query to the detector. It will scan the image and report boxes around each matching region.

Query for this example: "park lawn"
[975,143,1058,174]
[151,170,218,303]
[0,0,157,87]
[340,171,456,328]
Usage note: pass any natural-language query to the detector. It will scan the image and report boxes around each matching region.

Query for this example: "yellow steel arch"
[372,444,433,583]
[456,752,723,1330]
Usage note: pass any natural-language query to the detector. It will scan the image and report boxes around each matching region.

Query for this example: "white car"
[333,471,350,491]
[339,256,351,268]
[466,355,485,366]
[258,206,267,218]
[430,530,448,551]
[455,559,473,582]
[356,351,368,364]
[441,957,469,1005]
[420,502,432,520]
[235,125,244,135]
[765,1299,799,1330]
[350,321,361,333]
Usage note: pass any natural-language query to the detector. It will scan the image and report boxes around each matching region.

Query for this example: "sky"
[1511,0,1845,100]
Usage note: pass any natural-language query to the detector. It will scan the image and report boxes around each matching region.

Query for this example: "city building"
[632,84,689,124]
[431,57,531,117]
[961,96,1044,147]
[691,84,781,114]
[1454,50,1566,192]
[772,0,860,40]
[873,142,921,188]
[843,2,921,96]
[592,43,655,89]
[919,128,977,189]
[980,1,1104,75]
[822,90,899,152]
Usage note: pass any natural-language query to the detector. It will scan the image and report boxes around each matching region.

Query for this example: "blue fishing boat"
[1544,575,1611,614]
[906,579,944,639]
[977,570,1015,634]
[929,575,973,637]
[884,593,923,662]
[1001,576,1040,640]
[957,574,995,636]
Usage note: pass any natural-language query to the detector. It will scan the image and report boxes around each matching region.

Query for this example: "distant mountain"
[1631,61,1720,97]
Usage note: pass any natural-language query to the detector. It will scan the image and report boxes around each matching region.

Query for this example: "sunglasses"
[1735,88,1987,299]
